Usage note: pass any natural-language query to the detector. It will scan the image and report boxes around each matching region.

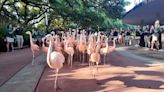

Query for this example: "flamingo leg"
[54,69,59,90]
[103,55,106,65]
[93,62,96,78]
[76,50,78,61]
[96,62,99,73]
[89,61,91,69]
[71,55,73,68]
[67,55,70,65]
[32,53,35,65]
[90,62,94,78]
[90,62,95,78]
[88,55,91,68]
[83,52,85,64]
[80,52,82,62]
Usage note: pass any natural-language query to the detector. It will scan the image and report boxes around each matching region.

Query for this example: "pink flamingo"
[64,38,75,68]
[100,37,109,64]
[89,35,101,78]
[108,38,116,53]
[41,34,48,53]
[41,34,53,54]
[46,35,65,90]
[87,34,94,66]
[26,31,39,65]
[79,30,86,63]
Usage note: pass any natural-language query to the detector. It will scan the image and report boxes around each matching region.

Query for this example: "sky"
[125,0,142,12]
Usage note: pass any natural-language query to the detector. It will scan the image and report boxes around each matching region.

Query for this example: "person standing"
[5,24,15,52]
[125,28,131,46]
[15,24,24,49]
[32,28,38,43]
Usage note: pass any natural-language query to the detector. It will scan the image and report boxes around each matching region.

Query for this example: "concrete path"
[35,47,164,92]
[116,47,164,66]
[0,49,33,86]
[0,52,46,92]
[0,47,164,92]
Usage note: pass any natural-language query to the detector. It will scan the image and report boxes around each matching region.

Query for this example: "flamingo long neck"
[95,36,100,53]
[28,32,33,46]
[42,39,45,47]
[80,34,83,44]
[95,44,100,53]
[105,39,109,50]
[113,40,116,48]
[64,39,68,50]
[47,39,53,68]
[54,35,58,48]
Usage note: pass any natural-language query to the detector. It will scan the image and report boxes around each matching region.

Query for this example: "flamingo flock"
[26,29,116,90]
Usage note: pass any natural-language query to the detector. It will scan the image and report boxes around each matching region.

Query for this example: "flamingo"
[90,44,101,77]
[54,35,63,53]
[41,34,50,53]
[46,35,65,90]
[100,36,109,64]
[79,30,86,63]
[26,31,39,65]
[108,38,116,53]
[87,34,94,66]
[89,35,101,78]
[64,38,74,68]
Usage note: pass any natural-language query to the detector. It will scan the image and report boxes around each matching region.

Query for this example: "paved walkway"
[0,49,33,86]
[36,47,164,92]
[0,47,164,92]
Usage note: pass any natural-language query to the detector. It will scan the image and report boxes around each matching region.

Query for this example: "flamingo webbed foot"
[32,60,35,65]
[96,81,102,85]
[55,86,62,91]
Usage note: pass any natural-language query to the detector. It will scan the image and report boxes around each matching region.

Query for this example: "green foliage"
[0,0,129,32]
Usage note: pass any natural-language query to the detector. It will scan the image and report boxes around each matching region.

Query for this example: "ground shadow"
[107,51,147,67]
[99,76,164,89]
[135,70,164,78]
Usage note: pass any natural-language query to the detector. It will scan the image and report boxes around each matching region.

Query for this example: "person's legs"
[20,35,24,48]
[6,37,14,52]
[16,35,21,48]
[6,42,10,52]
[151,40,154,50]
[11,42,14,51]
[148,41,150,48]
[155,41,159,50]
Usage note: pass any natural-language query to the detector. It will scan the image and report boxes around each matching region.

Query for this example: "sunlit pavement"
[0,47,164,92]
[36,47,164,92]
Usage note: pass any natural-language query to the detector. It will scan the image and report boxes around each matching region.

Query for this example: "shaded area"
[135,70,164,77]
[107,51,147,67]
[100,76,164,89]
[126,47,164,60]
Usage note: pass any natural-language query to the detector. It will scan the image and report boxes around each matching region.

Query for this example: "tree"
[0,0,129,31]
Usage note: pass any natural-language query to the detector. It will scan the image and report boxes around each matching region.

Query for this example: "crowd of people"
[4,24,45,52]
[3,20,164,52]
[107,20,164,50]
[4,24,24,52]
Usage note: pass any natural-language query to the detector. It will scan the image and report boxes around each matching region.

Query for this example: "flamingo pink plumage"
[100,37,109,64]
[89,34,101,78]
[64,38,74,68]
[108,38,116,53]
[79,30,86,63]
[46,35,65,90]
[26,31,39,65]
